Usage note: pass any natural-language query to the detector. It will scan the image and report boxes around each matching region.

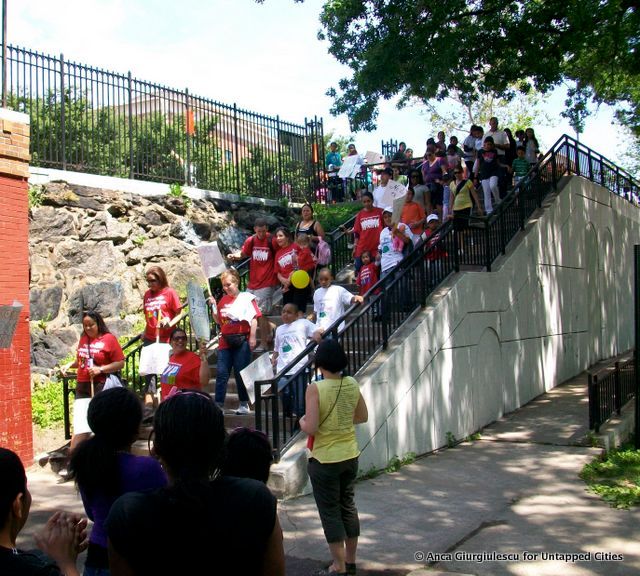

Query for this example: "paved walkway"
[24,356,640,576]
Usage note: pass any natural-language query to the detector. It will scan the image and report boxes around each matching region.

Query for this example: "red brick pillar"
[0,109,32,463]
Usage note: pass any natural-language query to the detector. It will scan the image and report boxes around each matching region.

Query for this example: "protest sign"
[187,281,210,341]
[338,155,362,179]
[197,241,226,279]
[240,352,274,404]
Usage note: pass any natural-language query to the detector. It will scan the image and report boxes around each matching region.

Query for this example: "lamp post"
[635,245,640,449]
[2,0,7,108]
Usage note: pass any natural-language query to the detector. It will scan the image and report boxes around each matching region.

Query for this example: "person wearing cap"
[377,207,413,275]
[326,142,344,203]
[423,213,448,274]
[372,167,393,208]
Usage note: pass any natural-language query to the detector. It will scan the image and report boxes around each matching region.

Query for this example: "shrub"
[32,379,65,429]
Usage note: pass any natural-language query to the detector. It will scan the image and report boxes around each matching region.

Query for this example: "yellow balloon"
[290,269,310,289]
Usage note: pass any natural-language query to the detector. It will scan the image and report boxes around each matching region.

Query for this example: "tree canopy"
[288,0,639,137]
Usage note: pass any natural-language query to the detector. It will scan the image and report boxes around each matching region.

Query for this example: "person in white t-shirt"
[312,268,364,336]
[377,207,414,275]
[484,117,509,157]
[272,302,320,417]
[373,167,393,207]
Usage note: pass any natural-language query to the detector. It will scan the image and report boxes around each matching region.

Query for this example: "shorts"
[248,286,276,315]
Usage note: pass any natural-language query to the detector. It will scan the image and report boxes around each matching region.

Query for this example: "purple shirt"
[80,452,167,548]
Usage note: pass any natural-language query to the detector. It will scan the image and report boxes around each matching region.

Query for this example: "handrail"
[256,134,640,459]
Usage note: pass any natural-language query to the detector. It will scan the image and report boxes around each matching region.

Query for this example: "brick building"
[0,109,32,463]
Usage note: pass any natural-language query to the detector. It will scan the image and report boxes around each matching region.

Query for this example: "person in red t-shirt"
[160,328,210,400]
[355,251,379,296]
[228,218,279,352]
[351,192,384,275]
[213,269,261,414]
[275,227,309,314]
[295,232,317,303]
[141,266,182,410]
[61,310,125,451]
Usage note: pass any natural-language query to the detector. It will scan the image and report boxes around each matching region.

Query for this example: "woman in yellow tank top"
[300,339,369,576]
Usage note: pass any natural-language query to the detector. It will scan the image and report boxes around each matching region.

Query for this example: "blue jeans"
[215,342,251,404]
[278,373,306,417]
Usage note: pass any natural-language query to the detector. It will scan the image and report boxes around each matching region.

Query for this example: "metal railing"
[255,134,640,458]
[588,357,636,432]
[2,44,324,201]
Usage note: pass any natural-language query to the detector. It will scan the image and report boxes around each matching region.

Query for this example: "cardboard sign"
[240,352,274,404]
[391,191,408,224]
[380,179,407,207]
[197,241,227,279]
[73,398,92,435]
[187,281,211,341]
[138,342,172,376]
[364,150,385,166]
[338,155,362,179]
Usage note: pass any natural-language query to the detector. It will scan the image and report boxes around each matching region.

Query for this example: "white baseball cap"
[426,214,439,223]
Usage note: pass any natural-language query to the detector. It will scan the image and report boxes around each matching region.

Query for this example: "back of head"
[153,392,226,483]
[315,339,348,374]
[0,448,26,529]
[69,388,143,496]
[223,428,273,484]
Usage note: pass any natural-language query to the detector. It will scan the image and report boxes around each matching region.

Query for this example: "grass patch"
[580,442,640,509]
[358,452,417,480]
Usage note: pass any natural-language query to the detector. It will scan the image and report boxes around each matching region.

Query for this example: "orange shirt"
[400,201,426,235]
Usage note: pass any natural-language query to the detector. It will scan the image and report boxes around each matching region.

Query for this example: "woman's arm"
[299,382,319,434]
[261,515,285,576]
[198,342,210,388]
[249,318,258,350]
[353,392,368,424]
[313,220,326,241]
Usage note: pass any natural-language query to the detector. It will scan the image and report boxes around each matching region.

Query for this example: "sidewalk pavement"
[24,356,640,576]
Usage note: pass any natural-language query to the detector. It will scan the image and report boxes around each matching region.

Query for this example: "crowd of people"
[3,340,367,576]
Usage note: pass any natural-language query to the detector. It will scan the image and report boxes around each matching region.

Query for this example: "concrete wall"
[0,109,32,463]
[355,177,640,472]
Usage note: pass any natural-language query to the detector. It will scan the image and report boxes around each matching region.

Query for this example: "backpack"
[315,238,331,266]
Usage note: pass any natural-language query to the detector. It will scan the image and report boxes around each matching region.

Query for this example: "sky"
[10,0,632,168]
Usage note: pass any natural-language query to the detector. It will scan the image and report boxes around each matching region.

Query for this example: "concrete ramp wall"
[356,176,640,473]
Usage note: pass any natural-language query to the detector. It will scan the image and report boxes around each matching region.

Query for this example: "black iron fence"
[3,44,324,202]
[257,134,640,458]
[588,357,636,433]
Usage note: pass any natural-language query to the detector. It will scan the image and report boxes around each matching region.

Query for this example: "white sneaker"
[235,402,250,415]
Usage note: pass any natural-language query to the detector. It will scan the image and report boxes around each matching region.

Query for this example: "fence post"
[63,376,71,440]
[614,361,622,415]
[588,373,598,432]
[573,141,580,176]
[127,72,134,179]
[276,115,283,198]
[60,53,66,170]
[588,150,594,182]
[185,88,191,187]
[255,379,262,431]
[484,221,492,272]
[233,103,241,195]
[453,227,460,273]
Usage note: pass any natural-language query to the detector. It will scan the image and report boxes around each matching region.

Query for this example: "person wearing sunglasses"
[159,328,210,401]
[141,266,181,412]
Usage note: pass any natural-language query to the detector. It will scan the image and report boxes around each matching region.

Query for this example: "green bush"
[32,379,65,429]
[312,203,361,233]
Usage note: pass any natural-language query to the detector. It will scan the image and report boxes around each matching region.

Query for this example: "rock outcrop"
[29,181,291,371]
